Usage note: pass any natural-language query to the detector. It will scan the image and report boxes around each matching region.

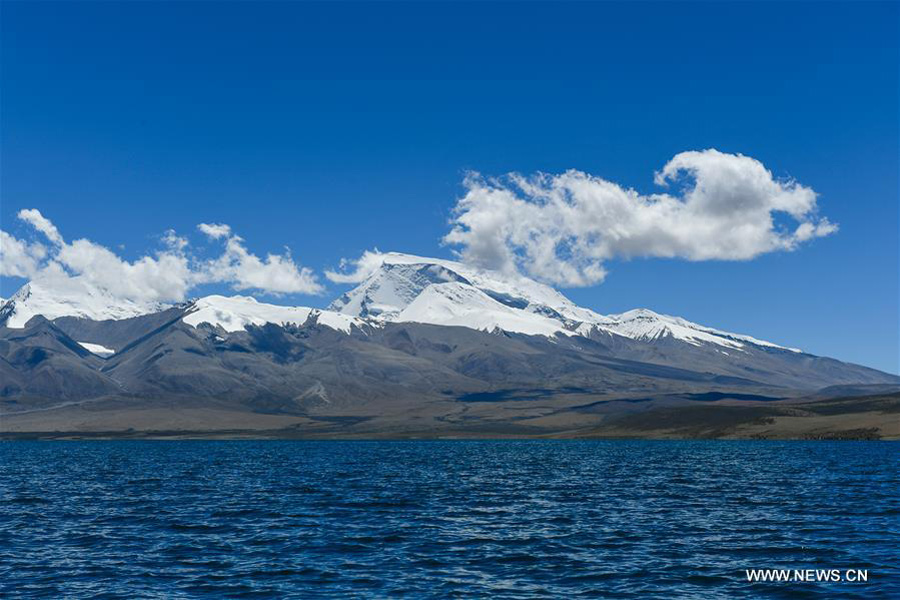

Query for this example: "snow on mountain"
[328,252,799,352]
[0,281,364,336]
[329,252,611,326]
[183,294,363,334]
[396,282,564,336]
[603,309,800,352]
[78,341,116,356]
[0,278,167,328]
[1,251,799,354]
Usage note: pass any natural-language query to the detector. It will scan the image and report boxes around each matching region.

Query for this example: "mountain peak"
[328,252,610,329]
[184,294,363,334]
[329,257,473,319]
[327,252,800,352]
[0,278,166,328]
[605,307,800,352]
[0,251,800,354]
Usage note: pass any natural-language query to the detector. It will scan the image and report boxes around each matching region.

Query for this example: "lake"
[1,441,897,598]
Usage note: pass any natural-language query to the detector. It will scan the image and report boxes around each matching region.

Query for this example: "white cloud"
[17,209,63,245]
[55,238,194,303]
[444,149,837,287]
[325,249,386,284]
[1,212,323,302]
[0,230,47,278]
[200,234,323,295]
[198,223,232,239]
[162,229,188,253]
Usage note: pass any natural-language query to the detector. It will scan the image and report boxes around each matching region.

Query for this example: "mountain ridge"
[2,252,806,355]
[1,251,897,438]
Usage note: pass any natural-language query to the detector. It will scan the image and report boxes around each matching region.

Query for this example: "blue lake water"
[1,441,897,598]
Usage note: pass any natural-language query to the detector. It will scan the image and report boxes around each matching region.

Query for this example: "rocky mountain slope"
[1,253,897,437]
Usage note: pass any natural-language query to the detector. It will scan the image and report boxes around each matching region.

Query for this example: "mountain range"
[2,253,897,439]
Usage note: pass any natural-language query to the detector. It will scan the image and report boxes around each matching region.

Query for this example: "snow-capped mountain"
[602,309,800,353]
[0,281,362,336]
[0,278,167,328]
[1,251,800,354]
[2,251,898,438]
[328,252,797,353]
[329,252,610,327]
[183,295,364,334]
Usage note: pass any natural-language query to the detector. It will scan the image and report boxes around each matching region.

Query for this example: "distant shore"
[3,392,897,441]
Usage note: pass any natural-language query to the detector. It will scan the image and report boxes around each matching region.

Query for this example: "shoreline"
[2,430,893,442]
[4,392,897,442]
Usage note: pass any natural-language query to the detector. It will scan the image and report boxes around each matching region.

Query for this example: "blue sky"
[1,1,897,372]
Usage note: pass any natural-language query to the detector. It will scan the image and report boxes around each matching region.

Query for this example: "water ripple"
[1,440,897,598]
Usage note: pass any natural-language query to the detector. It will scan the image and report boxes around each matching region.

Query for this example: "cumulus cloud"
[198,222,232,239]
[0,230,47,278]
[17,209,63,245]
[200,234,323,295]
[0,210,323,302]
[162,229,189,253]
[444,149,837,287]
[54,238,194,303]
[325,249,387,284]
